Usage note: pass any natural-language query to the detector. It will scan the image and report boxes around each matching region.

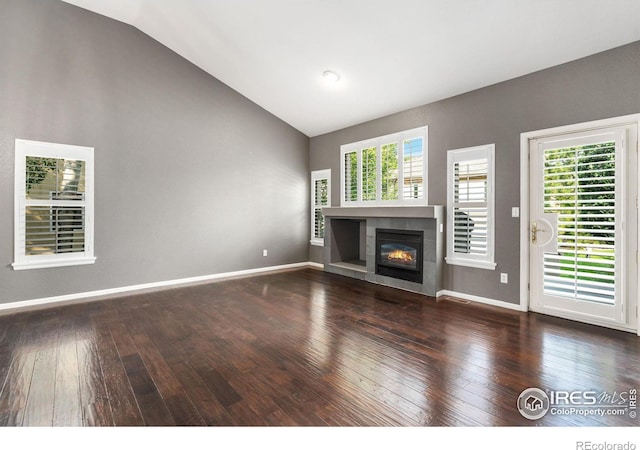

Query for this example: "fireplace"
[375,229,424,283]
[323,207,444,296]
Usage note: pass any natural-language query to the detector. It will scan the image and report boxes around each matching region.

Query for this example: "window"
[446,144,496,270]
[403,137,424,199]
[340,127,427,206]
[13,139,95,270]
[311,169,330,246]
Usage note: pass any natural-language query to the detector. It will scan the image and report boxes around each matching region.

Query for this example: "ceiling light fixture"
[323,70,340,83]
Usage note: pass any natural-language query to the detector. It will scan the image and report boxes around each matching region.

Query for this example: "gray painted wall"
[310,41,640,305]
[0,0,309,304]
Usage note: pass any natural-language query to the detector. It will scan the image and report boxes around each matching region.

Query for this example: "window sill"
[445,257,496,270]
[12,256,97,271]
[310,239,324,247]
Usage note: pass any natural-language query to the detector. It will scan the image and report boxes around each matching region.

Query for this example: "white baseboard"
[437,289,525,312]
[0,262,315,315]
[308,262,324,269]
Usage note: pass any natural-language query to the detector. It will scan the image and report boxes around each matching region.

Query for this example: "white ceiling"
[61,0,640,137]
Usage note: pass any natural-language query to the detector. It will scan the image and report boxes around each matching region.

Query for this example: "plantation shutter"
[381,142,399,200]
[25,157,87,256]
[311,169,331,245]
[453,158,488,255]
[14,139,95,270]
[542,140,617,304]
[340,127,427,206]
[446,144,496,269]
[403,137,424,199]
[343,150,359,203]
[314,179,328,239]
[361,146,377,201]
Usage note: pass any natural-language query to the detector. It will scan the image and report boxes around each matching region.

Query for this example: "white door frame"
[519,113,640,335]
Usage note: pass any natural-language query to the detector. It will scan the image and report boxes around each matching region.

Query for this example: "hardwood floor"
[0,268,638,426]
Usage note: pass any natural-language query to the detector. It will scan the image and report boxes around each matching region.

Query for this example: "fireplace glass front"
[375,229,424,283]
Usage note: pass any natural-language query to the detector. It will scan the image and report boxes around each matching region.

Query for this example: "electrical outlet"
[512,207,520,218]
[263,249,268,257]
[500,273,508,284]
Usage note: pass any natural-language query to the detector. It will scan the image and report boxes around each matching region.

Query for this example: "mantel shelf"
[323,205,443,219]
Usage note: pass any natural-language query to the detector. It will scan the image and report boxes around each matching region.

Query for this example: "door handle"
[531,221,537,244]
[531,218,554,247]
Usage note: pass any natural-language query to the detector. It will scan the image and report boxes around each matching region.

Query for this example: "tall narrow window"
[344,151,358,203]
[362,146,377,201]
[340,126,427,206]
[446,144,496,270]
[13,139,95,270]
[403,137,424,199]
[311,169,331,246]
[381,142,399,200]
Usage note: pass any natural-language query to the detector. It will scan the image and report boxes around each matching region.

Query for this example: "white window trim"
[340,126,428,206]
[310,168,331,246]
[445,143,496,270]
[13,139,96,270]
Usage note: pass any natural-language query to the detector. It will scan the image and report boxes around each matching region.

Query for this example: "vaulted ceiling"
[61,0,640,137]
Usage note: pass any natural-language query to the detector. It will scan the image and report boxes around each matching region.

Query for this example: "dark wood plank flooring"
[0,268,638,426]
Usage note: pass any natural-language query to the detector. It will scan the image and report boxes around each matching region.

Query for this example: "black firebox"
[375,229,424,284]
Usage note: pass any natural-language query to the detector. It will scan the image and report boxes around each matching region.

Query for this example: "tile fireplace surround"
[322,206,444,296]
